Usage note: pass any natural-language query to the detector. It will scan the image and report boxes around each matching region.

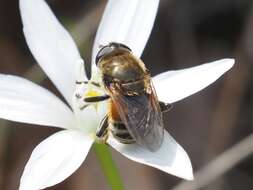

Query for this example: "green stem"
[93,143,125,190]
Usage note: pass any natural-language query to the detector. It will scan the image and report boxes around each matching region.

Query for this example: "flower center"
[72,81,108,135]
[84,88,104,111]
[85,89,101,98]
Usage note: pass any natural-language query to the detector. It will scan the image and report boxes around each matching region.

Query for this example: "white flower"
[0,0,234,189]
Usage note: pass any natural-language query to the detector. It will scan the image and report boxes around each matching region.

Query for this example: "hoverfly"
[83,42,171,152]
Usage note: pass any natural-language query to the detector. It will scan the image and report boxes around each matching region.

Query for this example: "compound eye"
[109,42,132,52]
[95,42,132,65]
[95,45,111,65]
[119,43,131,52]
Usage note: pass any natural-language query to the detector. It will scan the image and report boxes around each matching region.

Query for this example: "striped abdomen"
[108,100,135,144]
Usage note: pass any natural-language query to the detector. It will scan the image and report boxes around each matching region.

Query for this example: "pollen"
[84,89,102,111]
[85,89,101,97]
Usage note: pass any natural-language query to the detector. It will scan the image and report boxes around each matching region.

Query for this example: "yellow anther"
[85,89,101,98]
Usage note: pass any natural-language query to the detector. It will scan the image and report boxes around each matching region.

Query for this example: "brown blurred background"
[0,0,253,189]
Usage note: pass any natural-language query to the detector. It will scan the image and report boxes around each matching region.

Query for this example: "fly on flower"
[80,42,172,152]
[0,0,235,189]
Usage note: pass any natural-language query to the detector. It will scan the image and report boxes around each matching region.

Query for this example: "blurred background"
[0,0,252,189]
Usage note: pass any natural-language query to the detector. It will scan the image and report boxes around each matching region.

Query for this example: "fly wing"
[108,81,164,152]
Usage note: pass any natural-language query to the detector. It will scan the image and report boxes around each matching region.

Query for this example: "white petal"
[20,130,93,190]
[75,59,87,83]
[20,0,86,106]
[108,131,193,180]
[92,0,160,67]
[153,58,235,104]
[74,102,107,134]
[0,74,75,129]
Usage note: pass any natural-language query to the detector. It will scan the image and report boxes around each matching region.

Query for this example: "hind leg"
[159,101,173,113]
[96,115,109,143]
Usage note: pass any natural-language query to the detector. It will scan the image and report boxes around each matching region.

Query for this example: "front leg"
[84,95,110,103]
[76,95,110,110]
[76,80,101,87]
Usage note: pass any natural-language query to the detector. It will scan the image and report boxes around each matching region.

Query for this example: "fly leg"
[84,95,110,103]
[74,79,109,110]
[159,101,173,113]
[96,115,109,144]
[75,80,101,87]
[78,95,110,110]
[75,80,88,85]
